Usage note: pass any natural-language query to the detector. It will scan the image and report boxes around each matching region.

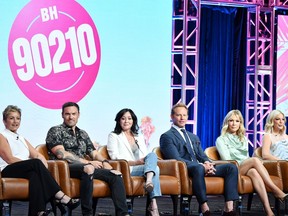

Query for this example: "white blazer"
[107,131,148,172]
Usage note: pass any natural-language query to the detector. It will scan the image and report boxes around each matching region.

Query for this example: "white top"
[268,133,288,160]
[107,131,148,172]
[0,129,30,170]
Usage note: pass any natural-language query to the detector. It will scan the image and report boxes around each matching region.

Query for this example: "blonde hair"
[171,102,188,115]
[264,110,286,135]
[221,110,246,141]
[2,105,21,121]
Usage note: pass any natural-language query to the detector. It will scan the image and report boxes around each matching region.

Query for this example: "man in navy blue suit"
[160,103,238,216]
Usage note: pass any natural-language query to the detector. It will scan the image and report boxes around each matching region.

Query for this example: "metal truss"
[171,0,200,133]
[245,6,274,149]
[171,0,288,144]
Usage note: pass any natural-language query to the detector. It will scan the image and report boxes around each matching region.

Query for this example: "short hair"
[2,105,21,121]
[171,102,188,115]
[264,109,286,135]
[113,108,139,135]
[62,102,80,114]
[221,110,246,141]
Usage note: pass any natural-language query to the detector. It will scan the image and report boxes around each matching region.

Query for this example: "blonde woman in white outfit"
[262,109,288,160]
[107,108,161,216]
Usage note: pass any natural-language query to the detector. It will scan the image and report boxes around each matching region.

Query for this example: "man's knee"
[83,164,95,175]
[188,164,205,176]
[226,163,238,175]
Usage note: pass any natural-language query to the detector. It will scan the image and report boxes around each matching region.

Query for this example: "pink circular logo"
[8,0,101,109]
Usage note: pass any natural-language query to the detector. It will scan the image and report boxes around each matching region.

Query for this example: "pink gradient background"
[276,15,288,115]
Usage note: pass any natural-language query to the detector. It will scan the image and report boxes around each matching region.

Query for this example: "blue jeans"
[131,152,162,198]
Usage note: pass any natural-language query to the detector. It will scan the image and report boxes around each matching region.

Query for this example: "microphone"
[135,140,144,155]
[135,140,139,148]
[16,136,19,140]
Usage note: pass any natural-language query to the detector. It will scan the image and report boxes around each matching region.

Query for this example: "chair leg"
[236,195,243,216]
[92,198,98,216]
[180,195,191,216]
[145,196,152,216]
[274,198,280,216]
[1,201,10,216]
[126,197,134,215]
[170,195,178,216]
[247,193,254,211]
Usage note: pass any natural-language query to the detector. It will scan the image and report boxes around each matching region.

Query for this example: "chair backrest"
[204,146,220,161]
[152,147,163,159]
[253,146,262,158]
[98,145,111,159]
[35,144,49,159]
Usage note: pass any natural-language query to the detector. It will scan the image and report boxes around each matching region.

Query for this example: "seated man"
[45,101,129,216]
[159,103,239,216]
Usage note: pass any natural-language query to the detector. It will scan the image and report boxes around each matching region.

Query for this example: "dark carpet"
[7,193,288,215]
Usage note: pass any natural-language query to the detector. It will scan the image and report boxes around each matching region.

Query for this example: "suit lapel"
[171,127,185,143]
[171,127,198,160]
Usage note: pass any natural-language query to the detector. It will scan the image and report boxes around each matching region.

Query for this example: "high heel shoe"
[277,193,288,204]
[55,194,80,210]
[144,182,154,193]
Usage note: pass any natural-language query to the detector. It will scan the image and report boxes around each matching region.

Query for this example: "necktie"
[181,129,197,161]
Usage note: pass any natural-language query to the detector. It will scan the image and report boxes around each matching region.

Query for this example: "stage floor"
[8,193,287,216]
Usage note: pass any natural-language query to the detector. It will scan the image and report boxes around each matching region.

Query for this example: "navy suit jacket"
[160,127,210,166]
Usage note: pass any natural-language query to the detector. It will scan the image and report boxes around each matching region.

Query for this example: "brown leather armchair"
[98,145,181,216]
[36,144,121,216]
[206,146,283,215]
[0,160,60,215]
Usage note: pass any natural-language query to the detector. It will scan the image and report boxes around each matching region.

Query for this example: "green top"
[215,133,249,164]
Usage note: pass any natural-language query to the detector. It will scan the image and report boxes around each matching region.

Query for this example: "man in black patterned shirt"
[45,102,129,216]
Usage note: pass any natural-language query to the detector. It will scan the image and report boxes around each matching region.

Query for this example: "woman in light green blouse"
[216,110,287,216]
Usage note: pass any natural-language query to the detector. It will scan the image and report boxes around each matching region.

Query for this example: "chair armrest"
[177,161,191,195]
[47,160,60,184]
[212,160,239,167]
[53,160,72,196]
[157,159,179,177]
[279,160,288,191]
[263,160,282,178]
[108,160,121,171]
[116,159,133,196]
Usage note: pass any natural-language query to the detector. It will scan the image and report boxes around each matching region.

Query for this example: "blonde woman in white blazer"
[107,108,161,216]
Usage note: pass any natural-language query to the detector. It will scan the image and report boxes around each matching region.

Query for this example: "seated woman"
[216,110,287,216]
[107,108,161,216]
[262,109,288,160]
[0,105,80,216]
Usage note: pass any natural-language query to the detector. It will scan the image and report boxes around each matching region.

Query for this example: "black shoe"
[277,193,288,204]
[37,209,53,216]
[55,194,80,211]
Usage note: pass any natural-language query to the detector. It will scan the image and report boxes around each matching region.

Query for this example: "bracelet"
[102,159,109,164]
